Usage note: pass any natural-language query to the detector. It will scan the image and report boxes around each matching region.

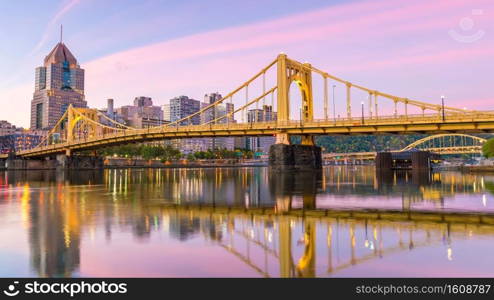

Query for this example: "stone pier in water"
[269,144,322,171]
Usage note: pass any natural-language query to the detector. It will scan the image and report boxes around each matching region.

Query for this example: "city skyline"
[0,0,492,127]
[2,0,494,284]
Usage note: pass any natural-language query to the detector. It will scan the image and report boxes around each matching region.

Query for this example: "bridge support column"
[375,152,393,170]
[56,154,69,169]
[300,135,314,146]
[275,133,290,145]
[5,157,56,170]
[269,143,321,171]
[55,155,104,170]
[411,151,432,170]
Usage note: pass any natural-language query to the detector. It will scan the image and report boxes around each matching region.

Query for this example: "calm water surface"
[1,166,494,277]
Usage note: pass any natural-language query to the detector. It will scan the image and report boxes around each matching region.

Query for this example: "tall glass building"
[30,42,87,130]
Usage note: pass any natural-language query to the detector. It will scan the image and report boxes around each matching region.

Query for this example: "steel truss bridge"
[11,54,494,158]
[323,134,487,162]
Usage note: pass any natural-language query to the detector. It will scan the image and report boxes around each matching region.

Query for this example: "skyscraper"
[116,96,164,128]
[201,93,234,150]
[30,40,87,130]
[170,96,201,125]
[245,105,277,154]
[166,95,205,153]
[162,104,171,122]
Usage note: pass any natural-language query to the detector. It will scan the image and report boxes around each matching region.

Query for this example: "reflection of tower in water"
[27,188,81,277]
[200,215,224,241]
[21,171,105,277]
[168,213,200,241]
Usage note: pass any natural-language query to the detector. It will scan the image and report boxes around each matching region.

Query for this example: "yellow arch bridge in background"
[324,133,488,161]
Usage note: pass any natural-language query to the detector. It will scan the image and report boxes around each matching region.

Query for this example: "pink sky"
[2,0,493,126]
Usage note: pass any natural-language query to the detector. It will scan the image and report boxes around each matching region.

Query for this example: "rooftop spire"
[60,24,63,43]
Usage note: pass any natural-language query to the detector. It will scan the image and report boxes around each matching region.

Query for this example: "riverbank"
[105,157,269,168]
[460,165,494,173]
[0,157,269,170]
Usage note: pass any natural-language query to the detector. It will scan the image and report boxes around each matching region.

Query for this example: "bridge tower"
[275,53,314,145]
[65,105,99,155]
[269,54,321,170]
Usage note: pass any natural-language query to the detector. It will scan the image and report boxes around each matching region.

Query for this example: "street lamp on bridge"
[332,84,336,122]
[361,101,364,124]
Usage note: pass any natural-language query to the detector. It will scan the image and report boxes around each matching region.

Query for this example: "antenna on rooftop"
[60,24,63,43]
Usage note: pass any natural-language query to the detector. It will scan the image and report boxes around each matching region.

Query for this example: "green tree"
[482,138,494,158]
[161,145,181,161]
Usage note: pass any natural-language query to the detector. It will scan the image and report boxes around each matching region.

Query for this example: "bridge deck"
[15,112,494,157]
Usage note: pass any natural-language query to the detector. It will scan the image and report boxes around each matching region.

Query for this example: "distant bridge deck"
[323,147,482,161]
[11,112,494,158]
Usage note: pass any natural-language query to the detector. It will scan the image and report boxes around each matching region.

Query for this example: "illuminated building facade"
[0,133,43,154]
[30,41,87,130]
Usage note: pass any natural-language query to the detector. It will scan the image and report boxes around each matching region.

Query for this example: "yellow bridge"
[9,54,494,158]
[324,134,487,161]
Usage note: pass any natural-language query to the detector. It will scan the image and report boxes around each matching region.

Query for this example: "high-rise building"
[0,121,16,136]
[166,96,206,153]
[107,98,114,116]
[30,41,87,130]
[133,96,153,107]
[244,105,277,154]
[170,96,201,125]
[201,93,234,150]
[98,98,127,127]
[0,120,45,153]
[116,96,164,128]
[162,104,171,122]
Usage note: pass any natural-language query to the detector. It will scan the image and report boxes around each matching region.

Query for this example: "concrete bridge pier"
[4,153,103,170]
[376,151,434,170]
[55,154,104,170]
[269,134,322,171]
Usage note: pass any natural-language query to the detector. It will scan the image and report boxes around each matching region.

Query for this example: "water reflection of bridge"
[153,205,494,277]
[2,167,494,277]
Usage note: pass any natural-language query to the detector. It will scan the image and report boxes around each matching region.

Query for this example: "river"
[0,166,493,277]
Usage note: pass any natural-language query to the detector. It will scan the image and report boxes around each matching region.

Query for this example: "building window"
[62,61,72,90]
[36,103,43,129]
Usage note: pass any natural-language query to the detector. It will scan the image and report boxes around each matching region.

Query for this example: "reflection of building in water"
[98,167,492,212]
[319,166,487,208]
[169,213,200,241]
[27,188,80,277]
[167,212,224,242]
[200,216,223,241]
[131,215,154,240]
[245,168,272,207]
[101,168,276,208]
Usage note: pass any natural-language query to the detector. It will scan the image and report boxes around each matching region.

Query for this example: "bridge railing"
[16,110,494,156]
